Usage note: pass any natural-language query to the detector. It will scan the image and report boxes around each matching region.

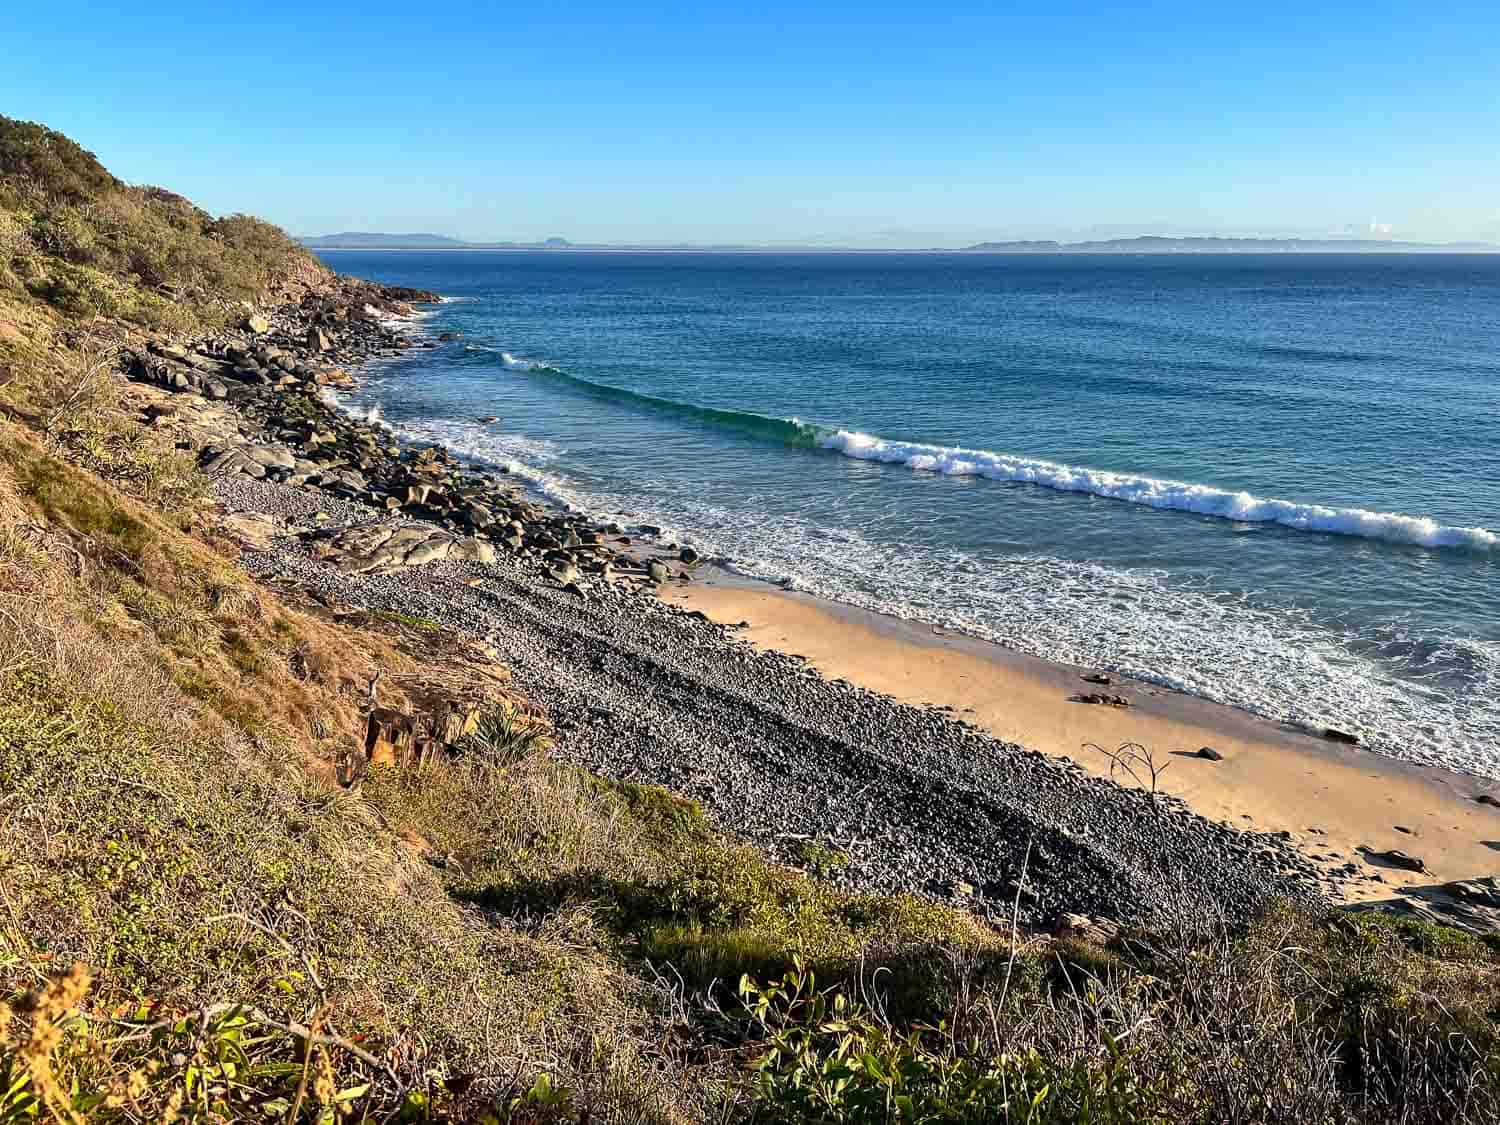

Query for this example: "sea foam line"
[820,431,1497,551]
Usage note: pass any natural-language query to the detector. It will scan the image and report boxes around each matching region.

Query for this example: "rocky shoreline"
[121,275,1327,928]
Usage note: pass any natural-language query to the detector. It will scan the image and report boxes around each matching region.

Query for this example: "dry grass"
[0,430,699,1123]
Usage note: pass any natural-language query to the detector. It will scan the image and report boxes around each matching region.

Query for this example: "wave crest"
[820,430,1496,550]
[473,343,1494,552]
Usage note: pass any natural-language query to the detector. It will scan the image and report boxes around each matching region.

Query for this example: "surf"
[482,347,1495,552]
[818,430,1498,551]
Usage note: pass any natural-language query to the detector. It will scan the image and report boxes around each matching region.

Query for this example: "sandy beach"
[664,571,1500,909]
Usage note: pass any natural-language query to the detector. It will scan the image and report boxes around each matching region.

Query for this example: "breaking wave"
[482,349,1494,552]
[819,431,1497,551]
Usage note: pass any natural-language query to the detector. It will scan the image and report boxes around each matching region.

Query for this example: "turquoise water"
[318,251,1500,776]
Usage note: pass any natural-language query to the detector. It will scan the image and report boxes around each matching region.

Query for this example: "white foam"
[500,351,548,371]
[819,431,1497,551]
[317,396,1500,778]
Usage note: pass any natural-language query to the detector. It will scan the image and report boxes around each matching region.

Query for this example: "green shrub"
[740,960,1169,1124]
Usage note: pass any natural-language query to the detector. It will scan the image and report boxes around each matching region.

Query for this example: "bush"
[0,114,320,331]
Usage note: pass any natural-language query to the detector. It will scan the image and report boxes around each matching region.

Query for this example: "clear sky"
[4,1,1498,246]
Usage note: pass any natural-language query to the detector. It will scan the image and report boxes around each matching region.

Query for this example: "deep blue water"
[318,251,1500,776]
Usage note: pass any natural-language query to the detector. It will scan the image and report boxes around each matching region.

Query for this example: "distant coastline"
[304,232,1500,254]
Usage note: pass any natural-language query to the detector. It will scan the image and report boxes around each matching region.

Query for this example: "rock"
[949,880,975,898]
[1072,692,1130,708]
[1054,912,1121,944]
[245,313,272,335]
[547,562,580,586]
[1476,794,1500,808]
[403,536,453,567]
[243,444,296,471]
[1323,728,1360,745]
[476,415,499,424]
[1081,672,1112,685]
[1445,877,1500,907]
[647,560,671,583]
[1362,848,1426,873]
[1393,825,1412,835]
[365,707,418,767]
[1195,746,1225,762]
[307,326,333,351]
[452,537,496,564]
[219,512,278,550]
[679,546,700,564]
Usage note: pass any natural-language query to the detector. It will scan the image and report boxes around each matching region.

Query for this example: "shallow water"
[317,250,1500,777]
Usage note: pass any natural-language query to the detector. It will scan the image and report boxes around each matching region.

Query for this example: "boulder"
[245,313,272,335]
[1054,912,1122,944]
[1445,877,1500,907]
[452,537,496,564]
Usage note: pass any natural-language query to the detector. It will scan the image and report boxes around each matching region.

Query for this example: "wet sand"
[664,572,1500,904]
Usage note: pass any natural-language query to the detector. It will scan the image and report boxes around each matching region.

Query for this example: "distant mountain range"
[962,235,1497,253]
[300,232,1498,253]
[299,232,572,249]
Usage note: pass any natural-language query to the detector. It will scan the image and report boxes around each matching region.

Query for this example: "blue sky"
[4,1,1498,245]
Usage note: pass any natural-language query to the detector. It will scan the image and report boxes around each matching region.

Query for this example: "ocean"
[316,250,1500,777]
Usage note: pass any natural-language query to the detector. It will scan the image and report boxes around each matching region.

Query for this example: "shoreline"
[663,567,1500,915]
[136,279,1497,932]
[336,290,1499,924]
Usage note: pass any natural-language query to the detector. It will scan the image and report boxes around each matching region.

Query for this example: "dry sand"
[664,572,1500,914]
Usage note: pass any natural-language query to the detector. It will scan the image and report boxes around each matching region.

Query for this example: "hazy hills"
[301,231,1498,253]
[301,232,572,249]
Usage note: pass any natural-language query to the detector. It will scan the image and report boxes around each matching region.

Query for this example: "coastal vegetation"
[1,113,1497,1123]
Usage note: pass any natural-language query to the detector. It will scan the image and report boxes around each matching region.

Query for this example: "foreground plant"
[738,959,1164,1125]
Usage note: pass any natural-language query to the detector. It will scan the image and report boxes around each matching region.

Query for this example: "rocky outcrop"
[121,272,677,605]
[307,523,496,574]
[363,697,483,768]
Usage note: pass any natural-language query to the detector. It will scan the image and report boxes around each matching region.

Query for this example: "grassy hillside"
[0,116,319,333]
[0,115,1497,1123]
